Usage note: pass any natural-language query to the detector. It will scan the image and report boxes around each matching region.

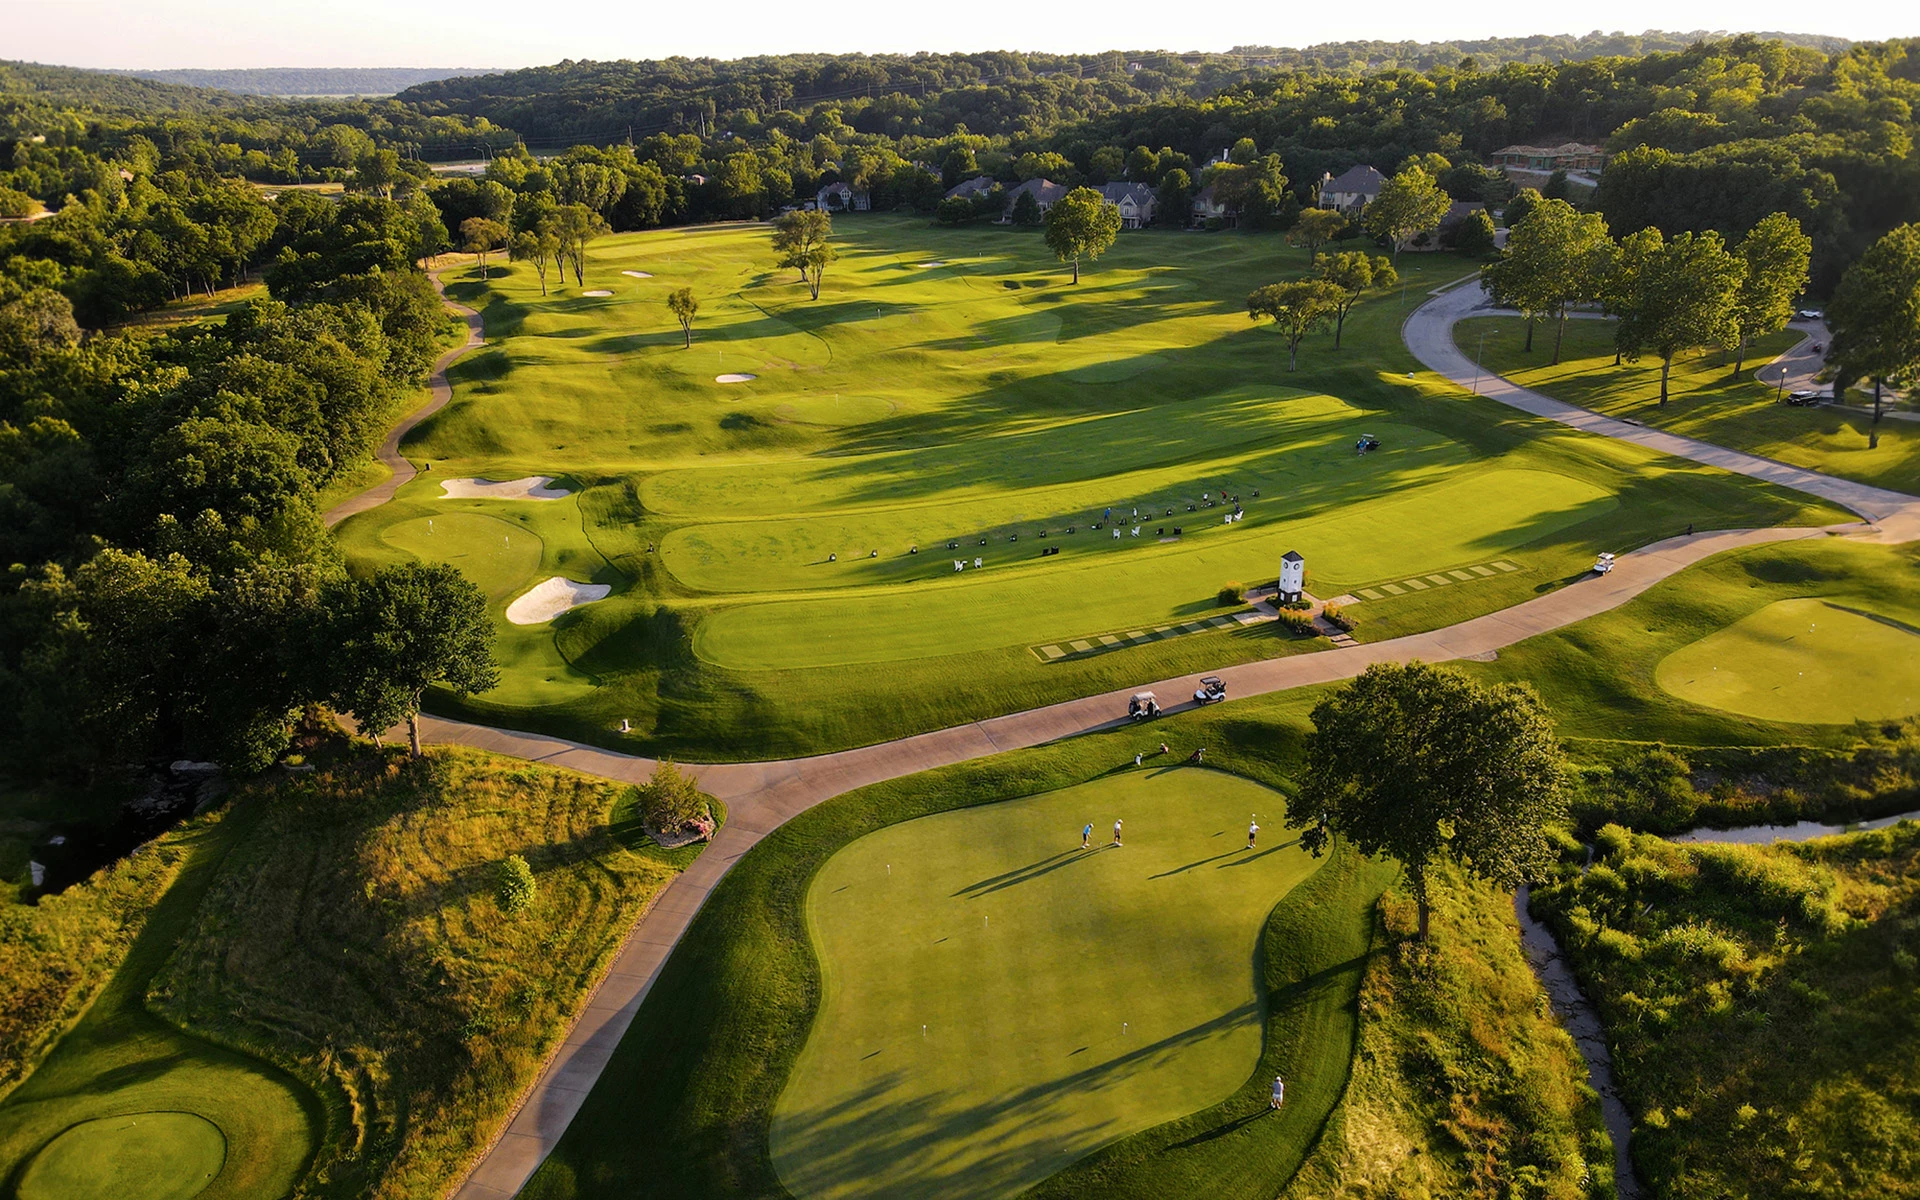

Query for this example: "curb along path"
[421,279,1920,1199]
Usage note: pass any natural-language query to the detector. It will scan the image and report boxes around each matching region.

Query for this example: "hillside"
[113,66,499,97]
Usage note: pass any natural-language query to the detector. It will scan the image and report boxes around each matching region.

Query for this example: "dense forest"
[112,66,498,98]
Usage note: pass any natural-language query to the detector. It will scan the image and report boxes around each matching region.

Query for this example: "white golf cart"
[1592,552,1616,575]
[1127,691,1162,721]
[1193,676,1227,705]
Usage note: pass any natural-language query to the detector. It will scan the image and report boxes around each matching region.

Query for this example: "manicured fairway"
[1655,597,1920,724]
[770,770,1318,1200]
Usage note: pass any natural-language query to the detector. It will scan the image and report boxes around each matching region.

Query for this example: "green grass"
[519,688,1408,1200]
[771,770,1320,1200]
[330,217,1841,760]
[1455,315,1920,496]
[1531,820,1920,1200]
[1655,597,1920,724]
[16,1111,228,1200]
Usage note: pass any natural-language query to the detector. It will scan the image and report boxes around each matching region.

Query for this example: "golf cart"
[1592,552,1615,575]
[1193,676,1227,705]
[1127,691,1162,721]
[1355,433,1380,454]
[1787,390,1823,406]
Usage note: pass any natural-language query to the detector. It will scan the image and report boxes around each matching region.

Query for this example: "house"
[1190,183,1236,227]
[1100,181,1156,229]
[1491,142,1605,173]
[999,178,1067,222]
[817,182,871,212]
[944,175,998,201]
[1438,200,1487,234]
[1317,166,1386,214]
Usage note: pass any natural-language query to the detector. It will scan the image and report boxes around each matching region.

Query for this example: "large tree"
[460,217,509,277]
[770,209,836,300]
[1043,186,1122,283]
[1364,166,1451,264]
[510,226,560,296]
[1730,211,1813,375]
[1287,207,1346,257]
[1247,279,1343,371]
[1613,228,1745,405]
[1827,222,1920,449]
[1288,662,1568,940]
[667,287,699,349]
[551,203,610,288]
[325,562,499,758]
[1480,199,1615,362]
[1313,250,1397,348]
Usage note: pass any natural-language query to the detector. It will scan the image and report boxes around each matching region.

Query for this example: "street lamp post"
[1472,329,1488,395]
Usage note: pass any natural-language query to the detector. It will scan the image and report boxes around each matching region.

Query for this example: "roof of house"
[1100,181,1154,207]
[1281,550,1304,563]
[1192,183,1227,209]
[819,182,854,196]
[1321,165,1386,196]
[1440,200,1487,225]
[1493,142,1603,158]
[944,175,997,200]
[1005,178,1067,207]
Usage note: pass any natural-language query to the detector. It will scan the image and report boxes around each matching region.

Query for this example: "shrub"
[1278,596,1312,612]
[496,854,536,914]
[639,760,706,833]
[1323,603,1357,632]
[1277,610,1318,637]
[1217,582,1244,606]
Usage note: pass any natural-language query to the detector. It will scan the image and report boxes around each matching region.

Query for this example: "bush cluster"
[496,854,536,914]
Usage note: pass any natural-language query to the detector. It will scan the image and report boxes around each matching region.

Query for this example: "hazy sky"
[14,0,1908,69]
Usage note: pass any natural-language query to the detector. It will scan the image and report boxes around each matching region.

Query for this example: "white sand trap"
[506,577,611,625]
[916,261,947,268]
[582,289,614,297]
[715,373,758,383]
[621,270,653,278]
[439,476,571,501]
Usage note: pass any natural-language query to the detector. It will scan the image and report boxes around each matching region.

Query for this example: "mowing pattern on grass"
[1346,558,1523,602]
[1655,597,1920,724]
[770,771,1319,1200]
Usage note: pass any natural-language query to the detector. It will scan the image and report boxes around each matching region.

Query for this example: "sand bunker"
[916,261,947,268]
[716,373,758,383]
[506,577,611,625]
[621,270,653,278]
[439,476,572,501]
[582,289,614,297]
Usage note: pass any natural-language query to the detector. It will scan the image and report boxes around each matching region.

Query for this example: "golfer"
[1112,818,1123,847]
[1134,752,1143,767]
[1270,1075,1285,1108]
[1082,822,1093,850]
[1248,816,1259,849]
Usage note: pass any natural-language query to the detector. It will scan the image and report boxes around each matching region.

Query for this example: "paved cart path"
[413,278,1920,1199]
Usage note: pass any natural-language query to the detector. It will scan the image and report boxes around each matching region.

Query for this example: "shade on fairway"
[16,1111,225,1200]
[1655,597,1920,724]
[769,770,1319,1200]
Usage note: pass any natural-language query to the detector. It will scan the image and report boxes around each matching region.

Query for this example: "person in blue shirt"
[1082,822,1093,850]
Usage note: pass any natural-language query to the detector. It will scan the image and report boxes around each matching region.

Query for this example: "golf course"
[333,215,1842,760]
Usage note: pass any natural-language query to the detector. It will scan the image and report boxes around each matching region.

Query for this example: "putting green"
[17,1112,225,1200]
[769,770,1318,1200]
[1655,598,1920,724]
[695,467,1614,669]
[381,512,543,600]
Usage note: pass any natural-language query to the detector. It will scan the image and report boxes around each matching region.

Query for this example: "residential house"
[1491,142,1605,173]
[1317,166,1386,214]
[1190,183,1235,227]
[999,178,1067,222]
[1100,181,1157,229]
[944,175,998,201]
[817,182,871,212]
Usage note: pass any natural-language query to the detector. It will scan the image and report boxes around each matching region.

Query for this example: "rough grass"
[1530,821,1920,1199]
[147,745,716,1199]
[1283,862,1614,1200]
[332,218,1839,760]
[1454,315,1920,496]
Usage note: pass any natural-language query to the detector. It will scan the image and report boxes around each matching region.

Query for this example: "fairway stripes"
[1348,559,1523,603]
[1034,611,1260,661]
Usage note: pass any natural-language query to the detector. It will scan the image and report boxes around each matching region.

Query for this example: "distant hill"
[0,60,250,114]
[1223,29,1852,71]
[111,67,498,97]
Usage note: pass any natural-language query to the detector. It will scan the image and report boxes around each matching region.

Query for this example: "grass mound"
[17,1111,226,1200]
[1531,820,1920,1200]
[1655,597,1920,724]
[770,771,1319,1200]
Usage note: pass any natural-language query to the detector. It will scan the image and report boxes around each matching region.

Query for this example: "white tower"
[1278,550,1305,603]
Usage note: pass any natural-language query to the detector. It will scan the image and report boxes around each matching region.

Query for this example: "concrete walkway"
[435,278,1920,1200]
[324,266,484,528]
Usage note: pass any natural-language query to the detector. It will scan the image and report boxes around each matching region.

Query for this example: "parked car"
[1193,676,1227,705]
[1127,691,1162,720]
[1796,308,1823,320]
[1592,552,1615,575]
[1788,390,1824,406]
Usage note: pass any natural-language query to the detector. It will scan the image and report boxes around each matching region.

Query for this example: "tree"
[1313,251,1397,348]
[1154,168,1192,228]
[1364,166,1451,264]
[668,287,699,348]
[1450,209,1497,255]
[1503,187,1542,230]
[1247,279,1344,371]
[325,562,499,758]
[1287,207,1347,257]
[1827,223,1920,449]
[1287,662,1567,940]
[459,217,509,277]
[1612,228,1745,405]
[1043,186,1122,284]
[1480,199,1614,363]
[1730,212,1812,374]
[770,209,836,300]
[551,203,610,288]
[638,760,707,832]
[1009,189,1041,227]
[510,227,560,296]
